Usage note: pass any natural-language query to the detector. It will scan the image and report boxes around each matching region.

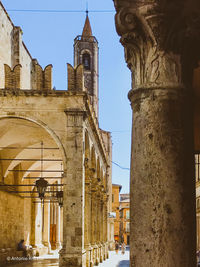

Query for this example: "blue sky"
[3,0,132,193]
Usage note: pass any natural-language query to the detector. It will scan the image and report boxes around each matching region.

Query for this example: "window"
[120,210,123,218]
[82,53,90,70]
[126,210,130,219]
[126,222,130,232]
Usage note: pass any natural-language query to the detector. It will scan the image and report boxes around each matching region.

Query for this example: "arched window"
[82,53,90,70]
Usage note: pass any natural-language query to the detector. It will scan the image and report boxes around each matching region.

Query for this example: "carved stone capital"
[114,0,200,90]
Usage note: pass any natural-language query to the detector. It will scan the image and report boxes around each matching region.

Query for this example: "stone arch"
[82,53,91,70]
[81,49,92,57]
[80,49,92,71]
[0,115,67,172]
[0,115,65,252]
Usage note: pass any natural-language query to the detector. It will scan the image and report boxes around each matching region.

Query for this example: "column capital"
[114,0,200,90]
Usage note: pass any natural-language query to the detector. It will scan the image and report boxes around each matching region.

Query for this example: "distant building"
[119,194,130,245]
[112,184,122,241]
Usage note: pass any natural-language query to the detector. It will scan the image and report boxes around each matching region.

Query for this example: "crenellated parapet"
[67,64,84,91]
[4,64,21,89]
[114,0,200,91]
[31,59,52,90]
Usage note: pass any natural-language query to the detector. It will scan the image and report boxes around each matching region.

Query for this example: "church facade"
[0,2,113,267]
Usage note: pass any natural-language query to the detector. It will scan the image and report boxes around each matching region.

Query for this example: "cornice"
[84,98,109,166]
[0,88,87,98]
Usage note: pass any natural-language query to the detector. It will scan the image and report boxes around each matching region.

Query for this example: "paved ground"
[5,250,130,267]
[99,251,129,267]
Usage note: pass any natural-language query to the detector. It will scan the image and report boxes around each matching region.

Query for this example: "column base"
[85,245,93,267]
[42,241,51,253]
[59,249,86,267]
[99,243,103,263]
[91,244,99,266]
[56,242,62,250]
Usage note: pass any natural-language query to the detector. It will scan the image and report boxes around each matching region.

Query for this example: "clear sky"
[2,0,132,194]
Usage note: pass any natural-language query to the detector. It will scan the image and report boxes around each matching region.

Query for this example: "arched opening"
[82,53,91,70]
[0,116,65,256]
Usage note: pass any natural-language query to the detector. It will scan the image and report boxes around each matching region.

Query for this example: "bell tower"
[74,12,99,117]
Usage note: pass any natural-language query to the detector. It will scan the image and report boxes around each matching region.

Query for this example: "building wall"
[0,3,33,90]
[0,4,13,88]
[112,185,121,241]
[120,208,130,245]
[0,190,31,249]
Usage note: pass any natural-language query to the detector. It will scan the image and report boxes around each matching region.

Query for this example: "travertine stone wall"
[0,4,13,87]
[4,64,21,89]
[67,64,84,92]
[59,109,85,267]
[0,3,52,90]
[0,191,24,249]
[31,61,52,90]
[0,89,111,266]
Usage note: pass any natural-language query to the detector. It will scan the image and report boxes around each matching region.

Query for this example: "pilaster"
[59,110,86,267]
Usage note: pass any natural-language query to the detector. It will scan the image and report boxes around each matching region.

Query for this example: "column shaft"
[129,88,196,266]
[42,201,51,251]
[84,181,91,247]
[56,205,61,249]
[113,1,199,266]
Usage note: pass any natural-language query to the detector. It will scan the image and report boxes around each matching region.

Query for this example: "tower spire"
[82,6,92,37]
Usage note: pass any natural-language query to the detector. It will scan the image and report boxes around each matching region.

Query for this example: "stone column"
[197,214,200,250]
[91,184,99,265]
[84,177,91,247]
[99,190,104,263]
[42,201,51,252]
[103,193,108,260]
[84,175,92,267]
[56,204,61,250]
[30,200,36,247]
[91,188,97,246]
[59,110,86,267]
[96,187,101,263]
[60,207,63,247]
[96,190,101,243]
[113,1,200,266]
